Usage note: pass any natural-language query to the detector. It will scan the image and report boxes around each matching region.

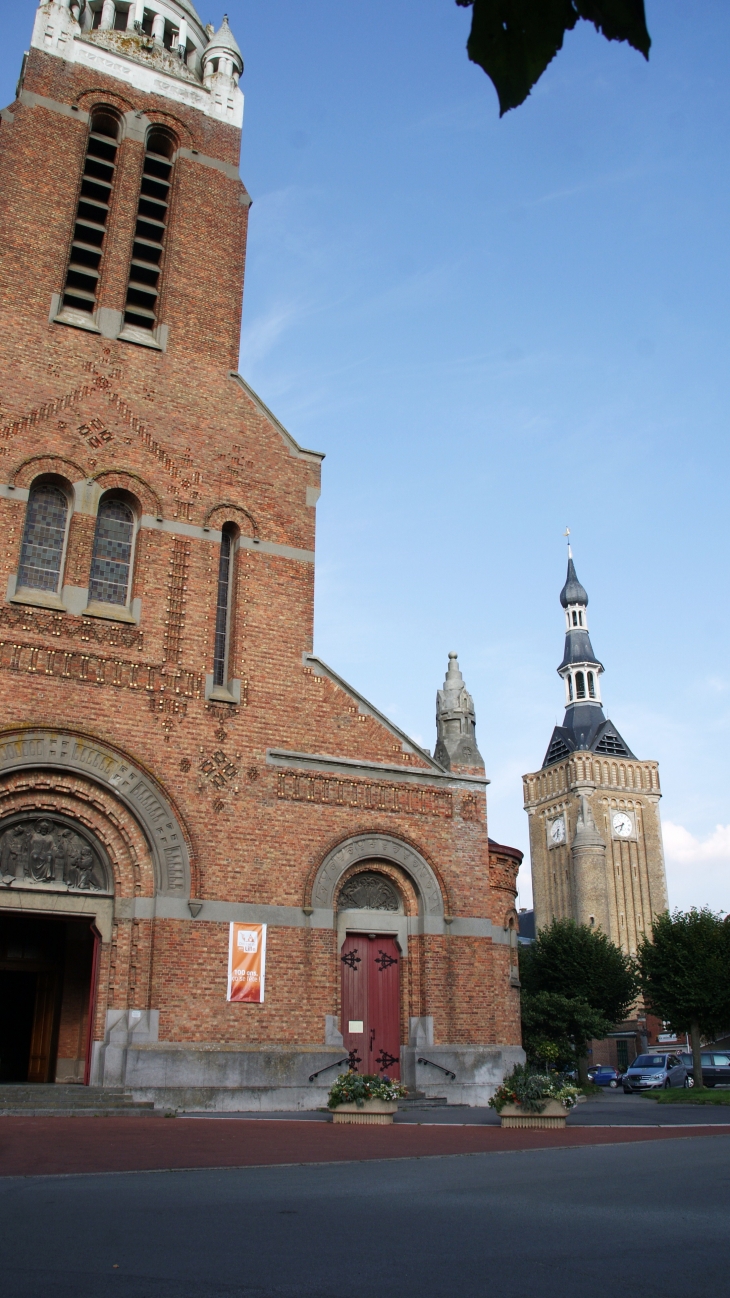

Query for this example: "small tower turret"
[434,653,484,772]
[571,795,610,932]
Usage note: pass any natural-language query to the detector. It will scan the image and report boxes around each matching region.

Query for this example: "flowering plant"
[327,1072,408,1109]
[488,1064,580,1114]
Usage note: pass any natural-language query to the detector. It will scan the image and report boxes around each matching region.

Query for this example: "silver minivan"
[622,1053,688,1092]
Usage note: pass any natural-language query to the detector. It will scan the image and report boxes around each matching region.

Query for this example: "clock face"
[549,817,566,845]
[612,812,633,839]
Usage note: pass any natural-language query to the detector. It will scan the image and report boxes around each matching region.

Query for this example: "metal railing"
[308,1058,349,1083]
[417,1057,456,1080]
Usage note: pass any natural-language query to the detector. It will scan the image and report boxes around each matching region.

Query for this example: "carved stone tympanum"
[337,871,400,912]
[0,815,111,893]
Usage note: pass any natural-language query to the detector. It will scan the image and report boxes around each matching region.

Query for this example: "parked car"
[587,1065,621,1088]
[679,1052,730,1087]
[622,1053,687,1092]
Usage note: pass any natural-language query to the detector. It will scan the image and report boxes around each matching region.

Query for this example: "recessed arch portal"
[311,833,444,916]
[0,730,190,897]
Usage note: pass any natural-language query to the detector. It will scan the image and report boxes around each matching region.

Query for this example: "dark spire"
[541,544,634,767]
[560,556,589,609]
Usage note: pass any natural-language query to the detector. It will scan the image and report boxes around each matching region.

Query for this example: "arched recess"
[311,833,444,917]
[92,470,162,519]
[0,730,191,898]
[204,502,258,537]
[10,455,89,489]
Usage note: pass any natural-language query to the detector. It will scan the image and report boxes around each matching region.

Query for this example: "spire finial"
[563,526,572,560]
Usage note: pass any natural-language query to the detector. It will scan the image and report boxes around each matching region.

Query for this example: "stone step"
[0,1085,156,1115]
[398,1096,451,1109]
[0,1106,158,1117]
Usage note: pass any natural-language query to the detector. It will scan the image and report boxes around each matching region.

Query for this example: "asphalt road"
[1,1134,728,1298]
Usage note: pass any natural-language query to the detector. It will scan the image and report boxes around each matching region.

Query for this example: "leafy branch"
[455,0,651,115]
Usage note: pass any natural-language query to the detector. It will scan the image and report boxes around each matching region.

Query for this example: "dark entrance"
[341,934,401,1079]
[0,913,96,1083]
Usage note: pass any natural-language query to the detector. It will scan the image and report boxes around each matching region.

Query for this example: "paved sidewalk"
[174,1088,730,1126]
[1,1114,728,1176]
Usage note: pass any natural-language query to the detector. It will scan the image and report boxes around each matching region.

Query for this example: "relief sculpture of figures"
[0,817,108,892]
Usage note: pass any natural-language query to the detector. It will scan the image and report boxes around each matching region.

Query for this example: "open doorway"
[0,913,97,1083]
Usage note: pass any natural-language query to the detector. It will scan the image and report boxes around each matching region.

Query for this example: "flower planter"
[331,1099,398,1125]
[499,1099,568,1129]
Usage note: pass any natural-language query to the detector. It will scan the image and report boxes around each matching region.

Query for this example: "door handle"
[369,1028,375,1052]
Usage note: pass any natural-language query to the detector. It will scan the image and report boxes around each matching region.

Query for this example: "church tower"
[0,1,523,1101]
[523,546,669,954]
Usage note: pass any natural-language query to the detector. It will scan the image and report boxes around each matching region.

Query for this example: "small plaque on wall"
[348,1020,364,1033]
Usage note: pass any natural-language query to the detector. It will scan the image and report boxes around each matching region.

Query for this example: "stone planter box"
[499,1099,568,1129]
[331,1099,398,1125]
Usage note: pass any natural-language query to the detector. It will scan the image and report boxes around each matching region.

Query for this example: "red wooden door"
[341,934,400,1079]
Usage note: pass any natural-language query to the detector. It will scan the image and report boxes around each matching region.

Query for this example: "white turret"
[30,1,244,127]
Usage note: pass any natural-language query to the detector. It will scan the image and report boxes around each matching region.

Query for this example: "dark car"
[622,1053,687,1092]
[587,1065,621,1088]
[679,1052,730,1087]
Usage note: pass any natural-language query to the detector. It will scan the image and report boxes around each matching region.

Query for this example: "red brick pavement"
[0,1117,727,1177]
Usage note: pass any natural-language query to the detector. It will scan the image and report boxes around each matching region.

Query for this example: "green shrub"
[489,1063,580,1114]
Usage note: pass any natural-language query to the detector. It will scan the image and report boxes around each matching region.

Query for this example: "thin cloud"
[662,821,730,915]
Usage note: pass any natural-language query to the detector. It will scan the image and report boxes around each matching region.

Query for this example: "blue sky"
[4,2,729,913]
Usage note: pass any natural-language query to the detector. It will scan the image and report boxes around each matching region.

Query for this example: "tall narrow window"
[567,675,574,701]
[587,671,596,699]
[123,129,174,336]
[60,111,120,322]
[575,671,586,699]
[17,484,69,594]
[88,498,135,606]
[213,528,235,687]
[572,610,578,626]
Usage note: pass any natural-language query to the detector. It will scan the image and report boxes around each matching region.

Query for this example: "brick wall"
[0,46,522,1057]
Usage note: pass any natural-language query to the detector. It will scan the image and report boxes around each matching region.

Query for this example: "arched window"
[575,671,586,699]
[123,128,175,336]
[578,611,583,625]
[572,610,577,626]
[60,110,120,322]
[213,526,236,688]
[17,483,69,594]
[88,498,135,606]
[587,671,596,699]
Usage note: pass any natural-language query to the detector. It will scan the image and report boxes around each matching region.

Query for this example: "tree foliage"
[520,918,639,1075]
[638,908,730,1084]
[455,0,651,115]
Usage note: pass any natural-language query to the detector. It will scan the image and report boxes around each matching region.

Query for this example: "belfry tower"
[523,547,669,953]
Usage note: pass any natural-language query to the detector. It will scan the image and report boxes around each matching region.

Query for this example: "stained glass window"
[88,498,134,606]
[17,484,69,593]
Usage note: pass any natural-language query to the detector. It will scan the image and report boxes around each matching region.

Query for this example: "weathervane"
[563,526,572,559]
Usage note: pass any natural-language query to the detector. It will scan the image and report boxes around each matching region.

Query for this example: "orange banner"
[227,922,267,1003]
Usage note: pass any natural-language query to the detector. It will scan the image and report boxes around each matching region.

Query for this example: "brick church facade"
[0,0,523,1107]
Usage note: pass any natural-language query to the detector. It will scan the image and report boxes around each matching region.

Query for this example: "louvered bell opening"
[61,112,119,316]
[123,131,173,332]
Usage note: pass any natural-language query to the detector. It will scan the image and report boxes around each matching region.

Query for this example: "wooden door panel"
[367,938,401,1080]
[340,935,366,1072]
[27,971,58,1083]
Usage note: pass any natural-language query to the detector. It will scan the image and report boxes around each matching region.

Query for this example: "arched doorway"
[0,813,111,1084]
[337,870,403,1080]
